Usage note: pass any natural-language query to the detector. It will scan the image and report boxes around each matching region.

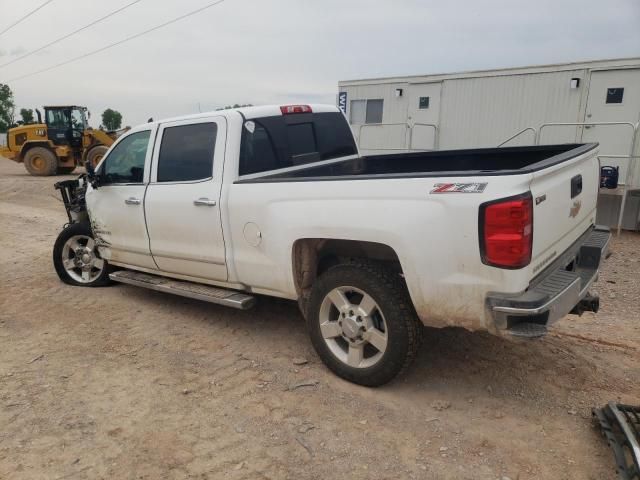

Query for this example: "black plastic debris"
[593,402,640,480]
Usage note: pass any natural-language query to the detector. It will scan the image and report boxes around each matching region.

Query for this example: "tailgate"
[528,144,599,274]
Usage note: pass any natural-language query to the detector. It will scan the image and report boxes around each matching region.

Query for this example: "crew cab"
[52,104,611,386]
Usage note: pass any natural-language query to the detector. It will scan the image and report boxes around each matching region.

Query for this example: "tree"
[0,83,15,133]
[101,108,122,131]
[20,108,34,124]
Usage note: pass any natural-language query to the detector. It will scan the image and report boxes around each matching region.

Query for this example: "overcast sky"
[1,0,639,127]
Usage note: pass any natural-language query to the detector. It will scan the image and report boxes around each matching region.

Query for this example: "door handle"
[584,125,592,129]
[193,198,217,207]
[125,197,141,205]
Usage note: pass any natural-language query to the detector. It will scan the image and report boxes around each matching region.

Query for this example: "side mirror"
[85,160,100,188]
[600,166,619,189]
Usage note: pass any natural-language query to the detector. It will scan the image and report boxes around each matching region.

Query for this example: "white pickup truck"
[52,104,611,386]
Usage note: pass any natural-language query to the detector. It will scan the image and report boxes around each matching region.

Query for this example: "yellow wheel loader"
[0,106,126,176]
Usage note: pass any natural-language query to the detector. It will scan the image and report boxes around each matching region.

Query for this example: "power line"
[0,0,145,69]
[0,0,56,37]
[8,0,227,83]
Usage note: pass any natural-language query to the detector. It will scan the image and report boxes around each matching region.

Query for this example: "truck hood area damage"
[54,176,111,247]
[54,176,88,225]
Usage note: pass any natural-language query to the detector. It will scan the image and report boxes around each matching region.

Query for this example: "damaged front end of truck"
[54,163,107,244]
[52,165,112,287]
[54,175,89,226]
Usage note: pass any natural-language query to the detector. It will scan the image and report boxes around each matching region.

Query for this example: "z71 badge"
[430,182,488,193]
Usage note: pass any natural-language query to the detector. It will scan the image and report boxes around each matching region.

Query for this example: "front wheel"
[53,222,111,287]
[23,147,58,176]
[306,259,423,387]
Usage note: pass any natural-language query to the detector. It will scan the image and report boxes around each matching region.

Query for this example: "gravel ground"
[0,158,638,479]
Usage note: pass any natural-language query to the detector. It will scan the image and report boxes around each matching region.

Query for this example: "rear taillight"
[280,105,312,114]
[479,193,533,269]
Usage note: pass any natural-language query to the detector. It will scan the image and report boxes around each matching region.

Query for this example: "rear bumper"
[487,225,611,336]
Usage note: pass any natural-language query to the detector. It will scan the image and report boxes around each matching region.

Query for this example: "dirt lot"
[0,158,638,480]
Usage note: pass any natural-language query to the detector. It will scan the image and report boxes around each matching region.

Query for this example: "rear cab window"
[239,111,357,176]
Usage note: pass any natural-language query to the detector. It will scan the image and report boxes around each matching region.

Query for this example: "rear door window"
[157,122,217,182]
[239,112,357,175]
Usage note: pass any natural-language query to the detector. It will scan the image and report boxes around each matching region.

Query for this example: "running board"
[109,270,256,310]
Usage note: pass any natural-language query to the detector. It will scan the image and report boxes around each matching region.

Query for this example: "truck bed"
[239,143,597,182]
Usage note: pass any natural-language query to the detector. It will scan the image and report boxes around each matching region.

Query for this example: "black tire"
[23,147,58,176]
[86,145,108,168]
[53,222,112,287]
[306,259,423,387]
[57,165,76,175]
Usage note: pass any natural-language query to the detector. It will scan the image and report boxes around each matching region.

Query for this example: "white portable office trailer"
[338,58,640,230]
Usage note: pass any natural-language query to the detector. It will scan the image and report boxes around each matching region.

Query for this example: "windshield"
[46,109,71,129]
[45,108,87,131]
[71,108,87,130]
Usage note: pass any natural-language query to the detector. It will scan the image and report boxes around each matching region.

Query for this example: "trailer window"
[365,99,383,124]
[157,122,217,182]
[349,100,366,124]
[349,99,383,124]
[606,88,624,104]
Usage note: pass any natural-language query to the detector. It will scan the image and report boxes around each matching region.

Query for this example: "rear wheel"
[306,259,423,386]
[53,222,111,287]
[23,147,58,176]
[86,145,108,169]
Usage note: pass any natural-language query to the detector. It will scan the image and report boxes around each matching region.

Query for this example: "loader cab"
[44,106,88,149]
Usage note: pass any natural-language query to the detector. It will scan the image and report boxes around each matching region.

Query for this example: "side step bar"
[109,270,256,310]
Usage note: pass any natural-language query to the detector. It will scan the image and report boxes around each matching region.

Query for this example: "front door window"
[101,130,150,184]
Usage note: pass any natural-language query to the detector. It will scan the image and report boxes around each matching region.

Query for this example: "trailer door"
[407,82,441,150]
[582,68,640,186]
